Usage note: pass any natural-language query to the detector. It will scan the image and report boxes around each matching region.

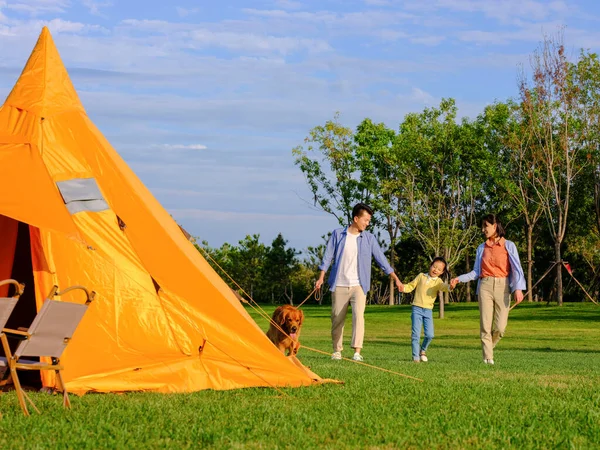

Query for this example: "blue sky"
[1,0,599,253]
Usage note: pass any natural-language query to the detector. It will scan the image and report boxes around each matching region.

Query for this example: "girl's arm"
[437,280,451,293]
[401,274,422,293]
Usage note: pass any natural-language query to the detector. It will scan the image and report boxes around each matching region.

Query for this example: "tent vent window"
[56,178,109,215]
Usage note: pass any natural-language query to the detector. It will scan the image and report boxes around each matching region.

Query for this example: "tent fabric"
[0,27,325,394]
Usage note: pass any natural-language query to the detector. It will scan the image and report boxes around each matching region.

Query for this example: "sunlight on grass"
[0,303,599,449]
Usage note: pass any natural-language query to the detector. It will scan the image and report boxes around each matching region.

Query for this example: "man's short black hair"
[352,203,374,220]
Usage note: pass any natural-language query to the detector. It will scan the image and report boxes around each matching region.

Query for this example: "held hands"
[396,280,404,293]
[450,277,460,289]
[513,289,524,304]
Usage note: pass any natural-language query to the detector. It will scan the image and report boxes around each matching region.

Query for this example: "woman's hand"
[450,277,460,289]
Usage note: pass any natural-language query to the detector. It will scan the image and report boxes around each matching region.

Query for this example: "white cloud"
[175,6,199,18]
[190,28,332,54]
[241,8,415,30]
[364,0,391,5]
[458,21,564,45]
[408,87,435,105]
[82,0,111,17]
[274,0,301,10]
[0,1,7,23]
[433,0,568,23]
[162,144,208,150]
[376,29,407,41]
[410,35,446,46]
[5,0,70,15]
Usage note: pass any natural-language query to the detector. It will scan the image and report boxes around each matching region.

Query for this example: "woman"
[451,214,525,364]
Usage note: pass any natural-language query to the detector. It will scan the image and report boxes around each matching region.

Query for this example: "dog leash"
[296,287,321,308]
[200,248,422,383]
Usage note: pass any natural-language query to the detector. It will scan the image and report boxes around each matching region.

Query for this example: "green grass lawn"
[1,302,599,449]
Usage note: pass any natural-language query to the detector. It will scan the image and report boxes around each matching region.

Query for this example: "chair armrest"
[2,328,31,340]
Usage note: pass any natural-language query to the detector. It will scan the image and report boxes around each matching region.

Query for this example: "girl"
[450,214,525,365]
[400,257,450,363]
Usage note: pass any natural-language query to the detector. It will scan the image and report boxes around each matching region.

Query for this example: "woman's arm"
[452,244,483,286]
[506,240,526,292]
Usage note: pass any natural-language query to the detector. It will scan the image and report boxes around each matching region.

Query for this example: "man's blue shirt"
[319,227,394,294]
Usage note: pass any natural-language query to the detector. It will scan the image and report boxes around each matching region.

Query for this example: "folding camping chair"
[0,284,95,416]
[0,279,25,417]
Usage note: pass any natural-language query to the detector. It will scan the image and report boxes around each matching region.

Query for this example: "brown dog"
[266,305,304,356]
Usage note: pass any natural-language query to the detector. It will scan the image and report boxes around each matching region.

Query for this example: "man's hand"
[513,289,524,304]
[450,277,460,289]
[397,281,404,293]
[315,277,324,290]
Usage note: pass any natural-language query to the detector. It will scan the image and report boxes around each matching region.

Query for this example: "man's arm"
[315,270,326,290]
[370,236,402,290]
[315,231,337,290]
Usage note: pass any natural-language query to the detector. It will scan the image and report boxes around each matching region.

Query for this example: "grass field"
[1,302,599,449]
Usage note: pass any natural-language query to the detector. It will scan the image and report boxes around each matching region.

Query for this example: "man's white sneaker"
[420,352,428,362]
[352,352,363,362]
[331,351,342,360]
[484,359,495,365]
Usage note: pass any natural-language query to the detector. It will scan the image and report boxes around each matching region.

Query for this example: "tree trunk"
[438,291,444,319]
[555,241,563,306]
[527,225,534,302]
[595,168,600,235]
[389,246,395,305]
[465,252,472,303]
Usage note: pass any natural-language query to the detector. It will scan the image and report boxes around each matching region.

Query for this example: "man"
[315,203,402,361]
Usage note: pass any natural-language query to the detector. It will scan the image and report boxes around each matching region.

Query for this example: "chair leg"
[56,370,71,409]
[21,390,40,414]
[10,367,29,416]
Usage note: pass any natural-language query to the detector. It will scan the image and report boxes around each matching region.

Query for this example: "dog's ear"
[298,309,304,325]
[279,308,288,326]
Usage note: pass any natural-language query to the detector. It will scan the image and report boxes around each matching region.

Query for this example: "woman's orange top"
[480,237,510,278]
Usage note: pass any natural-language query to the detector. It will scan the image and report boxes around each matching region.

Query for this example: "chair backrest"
[0,297,18,330]
[15,300,88,359]
[0,279,24,329]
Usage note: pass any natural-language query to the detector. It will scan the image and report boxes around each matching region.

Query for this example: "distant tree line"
[199,34,600,307]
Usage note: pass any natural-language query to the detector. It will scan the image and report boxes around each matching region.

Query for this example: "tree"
[264,233,299,304]
[293,112,363,226]
[519,33,589,305]
[232,234,268,301]
[572,51,600,236]
[497,100,545,302]
[355,118,405,304]
[395,99,484,317]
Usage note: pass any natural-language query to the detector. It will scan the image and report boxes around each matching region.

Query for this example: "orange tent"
[0,27,323,394]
